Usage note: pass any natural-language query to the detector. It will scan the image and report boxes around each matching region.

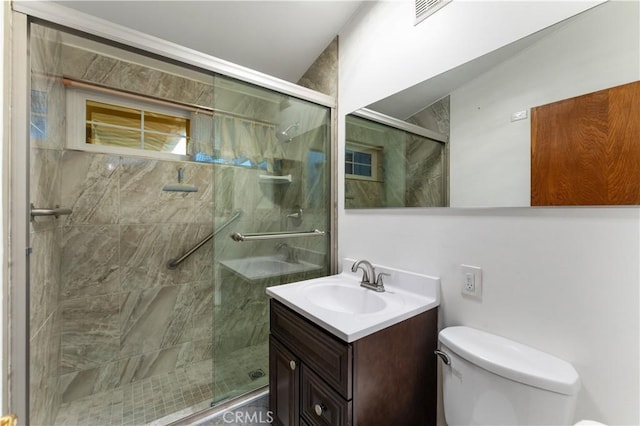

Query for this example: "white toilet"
[436,326,582,425]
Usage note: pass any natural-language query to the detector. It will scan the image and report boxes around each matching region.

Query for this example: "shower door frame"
[7,10,30,423]
[7,3,338,423]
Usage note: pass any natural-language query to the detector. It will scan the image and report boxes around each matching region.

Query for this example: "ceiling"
[55,1,365,84]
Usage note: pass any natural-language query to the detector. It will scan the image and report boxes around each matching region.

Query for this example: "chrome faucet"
[276,243,298,263]
[351,259,386,292]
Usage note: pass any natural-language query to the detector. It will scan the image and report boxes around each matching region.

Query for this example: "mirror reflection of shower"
[276,122,299,142]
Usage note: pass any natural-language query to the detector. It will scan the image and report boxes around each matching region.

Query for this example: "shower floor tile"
[53,342,268,426]
[53,361,213,426]
[213,342,269,404]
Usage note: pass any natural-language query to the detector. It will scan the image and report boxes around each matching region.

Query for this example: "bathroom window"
[30,90,48,140]
[67,86,192,159]
[345,143,380,181]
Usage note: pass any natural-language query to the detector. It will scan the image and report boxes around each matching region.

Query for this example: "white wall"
[450,1,640,207]
[338,1,640,424]
[339,0,603,114]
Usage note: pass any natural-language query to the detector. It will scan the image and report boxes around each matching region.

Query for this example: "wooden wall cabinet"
[531,80,640,206]
[269,299,438,426]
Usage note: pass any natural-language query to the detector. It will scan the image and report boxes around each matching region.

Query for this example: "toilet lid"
[439,326,581,396]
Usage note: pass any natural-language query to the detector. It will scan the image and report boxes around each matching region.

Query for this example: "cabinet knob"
[314,403,326,416]
[289,360,296,370]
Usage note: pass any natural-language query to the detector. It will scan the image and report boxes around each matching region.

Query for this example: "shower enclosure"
[21,16,333,426]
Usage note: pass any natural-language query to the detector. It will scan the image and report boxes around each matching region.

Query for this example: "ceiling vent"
[415,0,452,25]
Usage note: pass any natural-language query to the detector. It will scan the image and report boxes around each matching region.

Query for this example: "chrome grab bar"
[167,209,243,270]
[231,229,325,242]
[30,203,72,220]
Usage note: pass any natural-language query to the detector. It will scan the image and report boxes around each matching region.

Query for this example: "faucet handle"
[375,272,390,286]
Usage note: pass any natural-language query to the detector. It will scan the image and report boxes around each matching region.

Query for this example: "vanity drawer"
[270,300,352,399]
[301,365,352,426]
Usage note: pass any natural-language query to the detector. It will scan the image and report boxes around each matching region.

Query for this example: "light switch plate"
[461,264,482,299]
[511,110,528,122]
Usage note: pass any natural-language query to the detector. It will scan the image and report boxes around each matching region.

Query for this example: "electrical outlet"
[464,272,475,292]
[461,264,482,299]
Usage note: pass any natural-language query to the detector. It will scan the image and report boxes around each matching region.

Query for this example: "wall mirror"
[345,109,448,208]
[345,1,640,208]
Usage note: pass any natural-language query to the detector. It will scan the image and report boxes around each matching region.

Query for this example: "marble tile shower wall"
[408,96,451,206]
[55,157,306,407]
[280,125,330,260]
[27,32,331,425]
[211,127,330,360]
[62,45,214,108]
[30,25,65,426]
[405,134,445,207]
[210,116,330,270]
[57,153,216,404]
[52,43,220,406]
[297,37,338,98]
[407,95,451,136]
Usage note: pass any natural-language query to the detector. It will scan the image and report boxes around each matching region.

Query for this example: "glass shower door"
[210,74,332,404]
[26,19,332,425]
[28,21,221,425]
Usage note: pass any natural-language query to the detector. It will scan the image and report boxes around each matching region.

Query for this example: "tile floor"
[53,343,268,426]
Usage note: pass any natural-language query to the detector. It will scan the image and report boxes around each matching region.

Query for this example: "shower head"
[276,123,299,143]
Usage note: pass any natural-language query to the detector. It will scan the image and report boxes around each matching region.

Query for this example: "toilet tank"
[438,326,581,426]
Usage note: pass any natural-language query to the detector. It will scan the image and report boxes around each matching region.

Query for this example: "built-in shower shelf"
[220,256,323,281]
[259,174,292,184]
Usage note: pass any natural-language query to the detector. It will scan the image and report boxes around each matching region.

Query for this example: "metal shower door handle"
[30,203,72,220]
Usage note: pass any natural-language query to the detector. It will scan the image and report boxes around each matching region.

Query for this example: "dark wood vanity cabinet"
[269,299,438,426]
[270,335,300,426]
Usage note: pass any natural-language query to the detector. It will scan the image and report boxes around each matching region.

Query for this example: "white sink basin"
[266,259,440,342]
[304,281,387,314]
